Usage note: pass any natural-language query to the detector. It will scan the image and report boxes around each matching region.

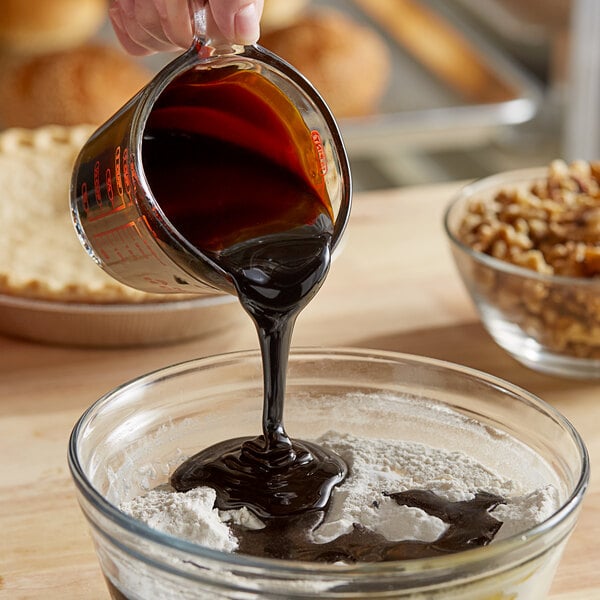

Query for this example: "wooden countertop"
[1,182,598,598]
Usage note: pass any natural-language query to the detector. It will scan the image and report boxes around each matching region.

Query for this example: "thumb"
[207,0,264,45]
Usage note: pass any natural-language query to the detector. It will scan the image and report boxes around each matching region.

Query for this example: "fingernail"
[234,3,260,45]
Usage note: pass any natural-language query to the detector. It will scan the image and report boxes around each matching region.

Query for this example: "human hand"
[109,0,264,55]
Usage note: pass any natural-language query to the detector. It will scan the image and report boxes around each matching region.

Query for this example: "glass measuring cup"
[70,0,351,296]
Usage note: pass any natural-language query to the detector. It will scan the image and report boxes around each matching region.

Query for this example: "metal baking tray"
[311,0,543,155]
[106,0,542,157]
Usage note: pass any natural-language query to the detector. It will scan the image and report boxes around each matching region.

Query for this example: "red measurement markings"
[311,130,328,175]
[81,181,89,213]
[105,168,114,207]
[123,148,133,202]
[93,161,102,207]
[84,146,137,221]
[141,274,182,292]
[129,156,139,196]
[92,219,168,266]
[115,146,124,200]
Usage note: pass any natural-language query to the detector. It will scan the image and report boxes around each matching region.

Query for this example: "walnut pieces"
[457,160,600,360]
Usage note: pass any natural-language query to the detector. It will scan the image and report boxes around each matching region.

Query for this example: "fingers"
[109,0,192,56]
[208,0,264,45]
[109,0,263,56]
[154,0,195,48]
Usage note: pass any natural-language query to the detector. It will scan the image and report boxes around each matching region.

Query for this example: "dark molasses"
[142,65,346,519]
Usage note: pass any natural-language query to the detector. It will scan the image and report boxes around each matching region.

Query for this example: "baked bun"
[0,43,151,128]
[0,0,107,55]
[261,0,310,32]
[259,8,391,118]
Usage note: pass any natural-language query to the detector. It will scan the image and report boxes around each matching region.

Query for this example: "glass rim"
[68,347,590,578]
[443,166,600,287]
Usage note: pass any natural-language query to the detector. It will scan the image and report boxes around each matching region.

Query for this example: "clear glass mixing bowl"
[68,348,588,599]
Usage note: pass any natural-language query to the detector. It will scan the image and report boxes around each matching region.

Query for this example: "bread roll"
[261,0,310,32]
[0,43,151,128]
[260,8,391,118]
[0,0,107,55]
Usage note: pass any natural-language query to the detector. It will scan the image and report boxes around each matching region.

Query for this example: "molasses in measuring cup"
[70,0,351,297]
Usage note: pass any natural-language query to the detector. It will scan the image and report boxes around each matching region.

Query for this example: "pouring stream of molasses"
[146,62,348,518]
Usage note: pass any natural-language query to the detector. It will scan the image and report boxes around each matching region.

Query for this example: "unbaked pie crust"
[0,125,188,303]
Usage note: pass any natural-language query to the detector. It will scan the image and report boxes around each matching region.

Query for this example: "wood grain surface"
[1,182,598,598]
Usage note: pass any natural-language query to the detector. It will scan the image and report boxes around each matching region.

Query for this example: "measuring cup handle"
[188,0,207,44]
[188,0,240,52]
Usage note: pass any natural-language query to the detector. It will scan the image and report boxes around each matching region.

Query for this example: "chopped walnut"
[457,160,600,360]
[460,160,600,277]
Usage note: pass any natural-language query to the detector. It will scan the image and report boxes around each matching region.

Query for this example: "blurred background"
[0,0,596,191]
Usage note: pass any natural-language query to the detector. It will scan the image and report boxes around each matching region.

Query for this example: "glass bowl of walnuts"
[444,160,600,379]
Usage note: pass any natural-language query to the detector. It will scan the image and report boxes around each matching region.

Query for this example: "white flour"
[119,431,560,553]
